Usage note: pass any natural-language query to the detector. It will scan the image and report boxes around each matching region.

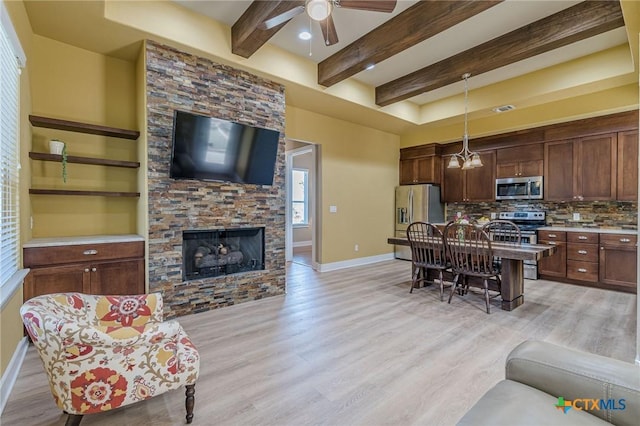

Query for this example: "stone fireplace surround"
[146,40,286,318]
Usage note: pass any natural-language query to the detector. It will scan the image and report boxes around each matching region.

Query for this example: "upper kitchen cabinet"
[399,144,442,185]
[496,144,543,178]
[442,150,496,202]
[616,130,638,201]
[544,133,617,202]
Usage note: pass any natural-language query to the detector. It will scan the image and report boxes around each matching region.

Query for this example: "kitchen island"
[388,237,556,311]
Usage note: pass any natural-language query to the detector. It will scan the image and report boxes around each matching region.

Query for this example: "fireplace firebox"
[182,228,265,281]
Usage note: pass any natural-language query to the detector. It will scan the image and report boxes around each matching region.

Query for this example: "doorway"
[285,140,317,269]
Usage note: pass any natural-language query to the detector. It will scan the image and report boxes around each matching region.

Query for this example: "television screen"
[170,110,280,185]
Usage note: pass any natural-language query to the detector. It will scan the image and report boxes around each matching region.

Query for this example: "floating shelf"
[29,152,140,168]
[29,115,140,140]
[29,189,140,197]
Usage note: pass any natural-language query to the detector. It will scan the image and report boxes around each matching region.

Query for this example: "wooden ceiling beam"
[231,1,304,58]
[375,1,625,107]
[318,1,503,87]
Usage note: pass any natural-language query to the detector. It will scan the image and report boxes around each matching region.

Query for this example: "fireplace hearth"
[183,228,265,281]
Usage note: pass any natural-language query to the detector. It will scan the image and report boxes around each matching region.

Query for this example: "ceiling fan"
[259,0,397,46]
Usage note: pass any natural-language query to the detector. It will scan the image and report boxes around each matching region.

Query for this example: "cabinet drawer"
[538,230,566,241]
[24,241,144,267]
[567,243,599,262]
[567,232,599,244]
[567,260,598,282]
[599,233,637,247]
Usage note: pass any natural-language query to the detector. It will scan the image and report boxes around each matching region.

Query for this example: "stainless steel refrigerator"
[395,184,444,260]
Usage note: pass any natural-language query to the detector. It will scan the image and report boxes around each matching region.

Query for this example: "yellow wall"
[28,35,138,237]
[1,0,32,380]
[286,106,399,264]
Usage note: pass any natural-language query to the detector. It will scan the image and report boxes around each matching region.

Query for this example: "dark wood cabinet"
[599,233,637,290]
[442,150,495,202]
[545,134,617,202]
[23,239,145,301]
[537,230,567,278]
[616,130,638,201]
[566,232,599,282]
[399,144,441,185]
[496,144,543,178]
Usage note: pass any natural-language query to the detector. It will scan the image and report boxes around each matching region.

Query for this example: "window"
[291,168,308,226]
[0,4,25,295]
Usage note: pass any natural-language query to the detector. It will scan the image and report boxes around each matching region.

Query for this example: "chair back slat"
[482,219,521,246]
[443,223,497,276]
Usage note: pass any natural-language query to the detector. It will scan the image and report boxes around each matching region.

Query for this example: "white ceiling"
[174,0,629,105]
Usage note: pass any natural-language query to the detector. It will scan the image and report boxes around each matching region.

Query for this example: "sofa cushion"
[457,380,610,426]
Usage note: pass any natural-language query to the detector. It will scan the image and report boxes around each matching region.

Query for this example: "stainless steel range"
[498,211,546,280]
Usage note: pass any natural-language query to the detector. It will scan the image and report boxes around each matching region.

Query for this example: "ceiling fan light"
[307,0,332,21]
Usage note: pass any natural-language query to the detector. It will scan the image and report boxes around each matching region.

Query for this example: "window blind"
[0,18,20,288]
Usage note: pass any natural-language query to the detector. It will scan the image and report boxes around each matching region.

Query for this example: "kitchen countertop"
[537,226,637,235]
[24,234,145,248]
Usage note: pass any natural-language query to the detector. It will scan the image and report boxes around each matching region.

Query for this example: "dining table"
[387,236,557,311]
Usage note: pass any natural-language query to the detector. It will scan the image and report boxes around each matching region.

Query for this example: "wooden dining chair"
[482,219,521,272]
[406,222,451,301]
[443,222,501,314]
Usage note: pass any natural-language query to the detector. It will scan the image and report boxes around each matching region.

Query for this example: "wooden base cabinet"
[566,232,599,282]
[23,239,145,301]
[599,233,637,290]
[537,231,567,278]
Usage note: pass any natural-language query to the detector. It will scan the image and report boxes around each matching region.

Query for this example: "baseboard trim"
[318,253,395,272]
[0,336,28,415]
[293,241,312,248]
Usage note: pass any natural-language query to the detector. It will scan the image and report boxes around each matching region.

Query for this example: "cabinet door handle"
[547,242,556,245]
[578,268,588,273]
[91,267,97,272]
[578,250,588,254]
[578,236,588,240]
[620,238,631,243]
[548,234,557,238]
[83,249,98,255]
[84,268,89,272]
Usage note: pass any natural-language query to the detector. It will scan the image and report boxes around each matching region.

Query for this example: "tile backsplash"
[446,201,637,230]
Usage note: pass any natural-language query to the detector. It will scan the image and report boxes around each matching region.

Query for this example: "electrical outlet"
[573,212,581,221]
[329,205,337,213]
[354,244,359,252]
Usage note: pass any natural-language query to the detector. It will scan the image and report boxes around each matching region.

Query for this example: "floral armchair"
[20,292,200,426]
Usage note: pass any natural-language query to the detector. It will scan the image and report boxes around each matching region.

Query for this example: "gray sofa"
[458,341,640,425]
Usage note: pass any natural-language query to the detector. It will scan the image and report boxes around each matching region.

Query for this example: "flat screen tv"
[170,110,280,185]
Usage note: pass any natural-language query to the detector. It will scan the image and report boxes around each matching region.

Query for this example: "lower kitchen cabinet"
[23,238,145,301]
[537,230,567,278]
[566,232,599,282]
[599,233,637,290]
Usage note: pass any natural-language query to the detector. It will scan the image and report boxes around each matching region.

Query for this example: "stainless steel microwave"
[495,176,543,200]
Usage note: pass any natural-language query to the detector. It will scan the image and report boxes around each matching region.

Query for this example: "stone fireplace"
[145,40,286,318]
[183,228,265,281]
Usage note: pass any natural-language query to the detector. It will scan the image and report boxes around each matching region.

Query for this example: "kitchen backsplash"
[446,201,637,230]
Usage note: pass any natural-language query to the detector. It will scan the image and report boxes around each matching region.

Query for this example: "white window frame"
[0,0,28,308]
[291,168,309,227]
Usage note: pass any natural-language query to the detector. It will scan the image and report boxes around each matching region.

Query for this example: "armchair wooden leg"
[65,414,83,426]
[185,384,195,424]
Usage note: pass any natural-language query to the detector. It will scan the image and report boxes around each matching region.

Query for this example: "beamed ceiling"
[230,0,625,107]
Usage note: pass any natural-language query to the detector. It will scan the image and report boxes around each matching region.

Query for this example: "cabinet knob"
[577,268,588,273]
[84,268,90,272]
[578,250,588,254]
[91,267,97,272]
[620,238,631,243]
[83,249,98,255]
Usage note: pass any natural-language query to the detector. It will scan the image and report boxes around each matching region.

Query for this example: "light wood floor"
[292,246,312,266]
[2,260,637,425]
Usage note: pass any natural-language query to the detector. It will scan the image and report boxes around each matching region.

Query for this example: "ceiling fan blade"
[259,5,305,30]
[319,14,339,46]
[336,0,397,13]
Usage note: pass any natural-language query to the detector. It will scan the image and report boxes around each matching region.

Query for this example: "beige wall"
[29,35,138,237]
[286,106,399,264]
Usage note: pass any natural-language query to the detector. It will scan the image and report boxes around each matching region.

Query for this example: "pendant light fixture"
[447,73,483,170]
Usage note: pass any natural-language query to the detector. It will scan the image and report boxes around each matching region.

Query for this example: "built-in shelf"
[29,115,140,140]
[29,152,140,168]
[29,189,140,197]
